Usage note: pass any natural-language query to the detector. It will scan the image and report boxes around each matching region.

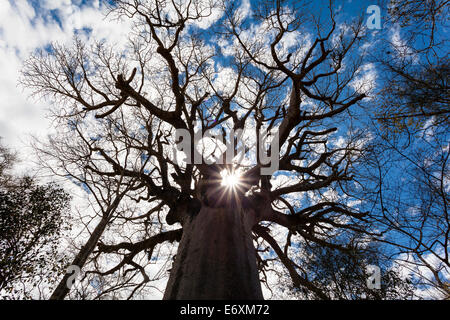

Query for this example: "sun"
[220,169,241,189]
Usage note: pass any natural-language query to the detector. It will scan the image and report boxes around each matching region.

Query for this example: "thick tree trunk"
[163,204,263,300]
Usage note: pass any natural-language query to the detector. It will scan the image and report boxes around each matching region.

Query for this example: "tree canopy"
[7,0,448,300]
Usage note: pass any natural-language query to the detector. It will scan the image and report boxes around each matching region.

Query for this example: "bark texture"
[163,204,263,300]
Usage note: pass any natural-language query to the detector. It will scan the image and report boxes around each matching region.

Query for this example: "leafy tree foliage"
[0,143,71,299]
[0,140,16,186]
[302,244,415,299]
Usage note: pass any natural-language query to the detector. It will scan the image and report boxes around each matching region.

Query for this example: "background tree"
[0,141,71,299]
[367,0,450,299]
[376,0,449,134]
[277,242,415,300]
[256,227,416,300]
[367,128,450,299]
[32,129,160,300]
[387,0,448,47]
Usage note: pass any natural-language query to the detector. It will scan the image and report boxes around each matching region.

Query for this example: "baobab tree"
[21,0,380,299]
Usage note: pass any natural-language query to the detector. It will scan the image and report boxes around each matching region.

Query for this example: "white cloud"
[0,0,131,168]
[395,251,450,299]
[350,62,377,96]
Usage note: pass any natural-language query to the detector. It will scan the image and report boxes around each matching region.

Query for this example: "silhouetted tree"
[21,0,386,299]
